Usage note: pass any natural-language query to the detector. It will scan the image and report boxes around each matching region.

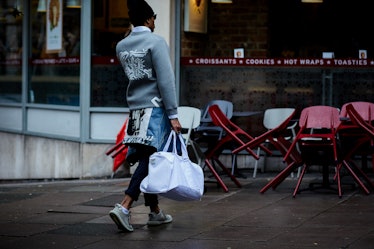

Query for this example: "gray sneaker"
[147,210,173,226]
[109,203,134,232]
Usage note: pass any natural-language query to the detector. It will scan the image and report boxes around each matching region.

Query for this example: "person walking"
[109,0,182,232]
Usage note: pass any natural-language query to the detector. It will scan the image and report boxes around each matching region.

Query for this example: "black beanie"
[127,0,155,26]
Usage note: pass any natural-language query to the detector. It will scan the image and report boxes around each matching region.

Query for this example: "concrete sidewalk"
[1,172,374,249]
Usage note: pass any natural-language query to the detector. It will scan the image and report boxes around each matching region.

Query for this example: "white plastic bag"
[140,131,204,201]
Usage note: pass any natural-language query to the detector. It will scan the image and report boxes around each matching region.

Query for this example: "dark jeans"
[125,148,158,207]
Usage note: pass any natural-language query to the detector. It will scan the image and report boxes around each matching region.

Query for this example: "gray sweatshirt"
[116,27,178,118]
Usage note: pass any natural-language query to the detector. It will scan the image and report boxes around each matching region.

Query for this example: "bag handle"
[177,133,189,159]
[162,131,190,160]
[162,131,174,152]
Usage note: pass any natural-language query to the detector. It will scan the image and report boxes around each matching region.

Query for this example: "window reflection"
[29,0,80,106]
[0,0,23,103]
[91,0,129,107]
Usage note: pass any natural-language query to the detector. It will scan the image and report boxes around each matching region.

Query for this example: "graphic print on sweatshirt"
[118,49,152,80]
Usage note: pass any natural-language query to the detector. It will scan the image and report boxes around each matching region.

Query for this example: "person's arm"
[151,37,178,117]
[152,38,181,133]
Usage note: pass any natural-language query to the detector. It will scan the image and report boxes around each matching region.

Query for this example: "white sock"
[121,206,129,214]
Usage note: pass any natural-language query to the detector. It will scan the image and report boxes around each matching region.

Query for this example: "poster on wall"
[184,0,208,33]
[46,0,63,53]
[359,49,367,59]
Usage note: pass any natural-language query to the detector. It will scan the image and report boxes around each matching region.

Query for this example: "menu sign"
[181,57,374,68]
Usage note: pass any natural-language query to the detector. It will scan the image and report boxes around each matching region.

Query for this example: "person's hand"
[170,118,182,134]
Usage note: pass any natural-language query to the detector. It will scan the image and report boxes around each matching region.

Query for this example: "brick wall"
[182,0,269,58]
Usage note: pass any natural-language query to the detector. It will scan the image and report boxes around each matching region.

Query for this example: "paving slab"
[0,172,374,249]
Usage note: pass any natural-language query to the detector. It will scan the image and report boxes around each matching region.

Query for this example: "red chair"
[106,119,129,175]
[239,108,299,178]
[339,101,374,173]
[259,135,304,193]
[346,103,374,136]
[284,105,342,197]
[337,103,374,194]
[203,104,272,192]
[340,101,374,122]
[227,107,305,194]
[232,108,297,156]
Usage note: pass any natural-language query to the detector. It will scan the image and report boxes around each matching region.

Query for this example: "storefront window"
[29,0,80,106]
[91,0,129,107]
[0,0,23,103]
[269,0,374,58]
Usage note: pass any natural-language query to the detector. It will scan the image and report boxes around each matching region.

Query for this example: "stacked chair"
[195,100,234,146]
[194,100,236,192]
[283,106,342,197]
[337,102,374,195]
[277,103,373,198]
[252,108,299,178]
[204,104,296,192]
